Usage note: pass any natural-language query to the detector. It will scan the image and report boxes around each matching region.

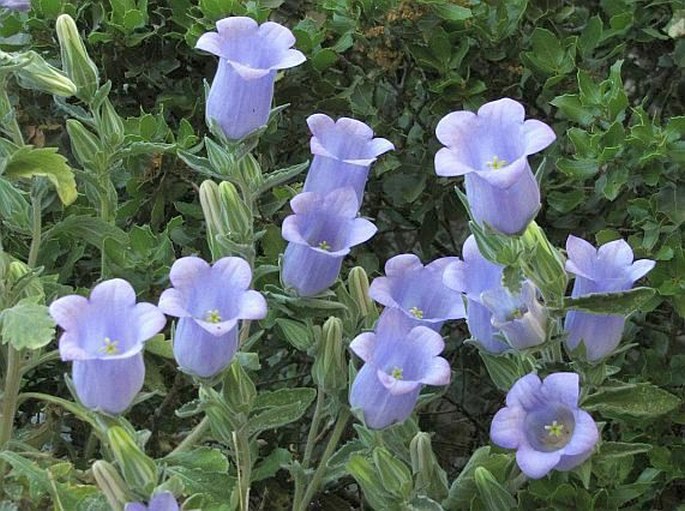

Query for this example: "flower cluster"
[280,114,393,296]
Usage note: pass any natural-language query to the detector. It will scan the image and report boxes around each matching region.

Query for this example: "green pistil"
[205,309,222,323]
[100,337,119,356]
[486,155,507,169]
[409,306,424,319]
[318,240,331,251]
[544,420,564,438]
[391,367,404,380]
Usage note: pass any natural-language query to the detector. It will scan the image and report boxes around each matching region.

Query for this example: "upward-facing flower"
[564,236,655,361]
[490,372,599,479]
[302,114,394,204]
[158,256,267,378]
[125,492,179,511]
[196,16,305,140]
[434,98,556,234]
[369,254,466,331]
[281,187,377,296]
[349,309,451,429]
[49,279,166,415]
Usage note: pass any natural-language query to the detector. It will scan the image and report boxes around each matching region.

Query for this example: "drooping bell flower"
[369,254,465,331]
[196,16,306,140]
[349,309,451,429]
[0,0,30,10]
[125,492,179,511]
[281,187,377,296]
[481,281,547,351]
[490,372,599,479]
[49,279,166,415]
[564,235,655,362]
[158,256,267,378]
[434,98,556,234]
[302,114,394,204]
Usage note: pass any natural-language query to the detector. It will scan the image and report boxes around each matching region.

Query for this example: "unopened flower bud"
[98,98,125,148]
[14,51,77,97]
[107,426,158,494]
[199,180,228,255]
[409,432,449,501]
[218,180,253,240]
[237,153,263,191]
[222,359,256,415]
[312,316,346,392]
[8,259,44,299]
[66,119,103,170]
[520,221,568,302]
[372,447,413,500]
[56,14,99,102]
[92,460,131,511]
[347,266,377,320]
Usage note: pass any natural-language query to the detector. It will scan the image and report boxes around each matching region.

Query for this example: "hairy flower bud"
[107,427,158,494]
[66,119,103,170]
[347,266,377,320]
[98,98,125,148]
[218,180,253,240]
[312,316,346,392]
[92,460,131,511]
[13,51,77,97]
[409,432,449,501]
[56,14,99,102]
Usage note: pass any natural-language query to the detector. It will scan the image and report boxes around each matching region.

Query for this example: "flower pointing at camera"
[490,372,599,479]
[125,491,179,511]
[158,256,267,378]
[196,16,306,140]
[281,187,377,296]
[49,279,166,415]
[349,309,451,429]
[369,254,465,331]
[434,98,556,235]
[564,235,655,362]
[302,113,394,205]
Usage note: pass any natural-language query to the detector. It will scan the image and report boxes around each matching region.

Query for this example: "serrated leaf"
[45,215,129,249]
[0,298,55,350]
[253,387,316,410]
[275,318,313,351]
[164,447,230,473]
[562,287,655,315]
[252,448,291,482]
[583,383,682,419]
[4,146,77,205]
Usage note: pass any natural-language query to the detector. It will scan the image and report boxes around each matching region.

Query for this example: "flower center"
[205,309,222,323]
[100,337,119,356]
[409,306,424,319]
[486,155,508,169]
[391,366,403,380]
[524,406,575,452]
[318,240,331,251]
[544,420,564,438]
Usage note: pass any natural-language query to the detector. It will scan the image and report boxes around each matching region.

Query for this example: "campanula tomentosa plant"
[196,16,306,140]
[349,309,451,429]
[564,235,655,361]
[49,279,166,415]
[281,187,377,296]
[369,253,465,331]
[490,372,599,479]
[302,113,394,205]
[158,256,267,378]
[434,98,556,235]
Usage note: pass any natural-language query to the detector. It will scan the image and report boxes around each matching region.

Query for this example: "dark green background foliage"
[1,0,684,509]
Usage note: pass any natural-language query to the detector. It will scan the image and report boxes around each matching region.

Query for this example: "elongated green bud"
[237,153,264,191]
[91,460,130,511]
[520,221,568,304]
[98,98,125,148]
[199,180,228,244]
[56,14,99,102]
[200,385,242,444]
[372,447,413,500]
[347,267,377,320]
[218,180,253,240]
[107,426,158,494]
[222,359,256,415]
[66,119,103,170]
[312,316,346,393]
[7,259,44,300]
[409,432,449,501]
[13,51,77,97]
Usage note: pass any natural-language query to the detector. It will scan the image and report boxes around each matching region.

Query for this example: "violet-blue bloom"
[158,256,267,378]
[564,235,655,361]
[490,372,599,479]
[302,114,394,204]
[49,279,166,415]
[434,98,556,234]
[196,16,305,140]
[349,309,451,429]
[281,188,377,296]
[481,281,547,350]
[369,254,466,331]
[125,491,179,511]
[0,0,30,10]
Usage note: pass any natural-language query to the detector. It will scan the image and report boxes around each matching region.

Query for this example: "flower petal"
[49,294,88,331]
[169,256,211,291]
[627,259,656,282]
[541,373,579,408]
[134,302,166,342]
[597,238,634,268]
[237,290,267,320]
[516,444,561,479]
[350,332,376,362]
[563,410,599,457]
[419,356,451,386]
[212,256,253,290]
[490,406,525,449]
[506,373,543,410]
[377,368,421,395]
[157,288,192,318]
[522,119,556,154]
[477,98,525,125]
[434,147,474,177]
[435,110,477,147]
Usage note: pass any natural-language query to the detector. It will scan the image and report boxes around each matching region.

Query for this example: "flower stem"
[168,417,209,456]
[293,387,326,506]
[0,346,24,486]
[233,429,252,511]
[295,407,350,511]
